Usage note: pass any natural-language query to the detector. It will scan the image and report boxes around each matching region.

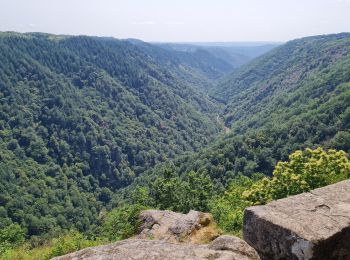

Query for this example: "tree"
[102,204,146,241]
[182,171,215,212]
[243,148,350,204]
[209,175,254,235]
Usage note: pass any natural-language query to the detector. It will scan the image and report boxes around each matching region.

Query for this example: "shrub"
[243,148,350,204]
[0,224,26,254]
[102,204,147,241]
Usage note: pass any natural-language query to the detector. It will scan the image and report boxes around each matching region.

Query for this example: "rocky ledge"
[53,235,260,260]
[54,210,259,260]
[54,180,350,260]
[244,179,350,260]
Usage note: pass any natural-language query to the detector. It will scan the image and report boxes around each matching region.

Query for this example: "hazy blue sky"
[1,0,349,42]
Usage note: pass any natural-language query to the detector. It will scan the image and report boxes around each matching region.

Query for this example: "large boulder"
[136,209,220,244]
[243,180,350,260]
[209,235,260,260]
[53,236,260,260]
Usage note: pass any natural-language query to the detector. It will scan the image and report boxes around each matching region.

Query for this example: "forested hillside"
[170,33,350,181]
[130,40,235,88]
[0,32,227,239]
[125,33,350,212]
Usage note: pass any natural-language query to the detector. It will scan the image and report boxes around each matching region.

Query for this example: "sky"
[0,0,349,42]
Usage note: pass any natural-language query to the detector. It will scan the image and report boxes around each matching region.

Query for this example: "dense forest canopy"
[0,32,349,258]
[0,32,233,239]
[141,33,350,185]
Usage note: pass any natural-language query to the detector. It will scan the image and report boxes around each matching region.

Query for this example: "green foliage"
[148,164,215,213]
[48,231,101,259]
[1,231,103,260]
[1,244,52,260]
[183,170,215,212]
[0,32,221,239]
[209,148,350,235]
[150,164,188,212]
[130,186,154,206]
[123,148,350,235]
[208,176,255,236]
[0,224,26,254]
[3,148,349,258]
[156,33,350,185]
[102,204,147,241]
[243,148,350,204]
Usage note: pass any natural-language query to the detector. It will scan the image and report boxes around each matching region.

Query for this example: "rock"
[209,235,260,260]
[53,236,260,260]
[243,180,350,260]
[136,209,220,244]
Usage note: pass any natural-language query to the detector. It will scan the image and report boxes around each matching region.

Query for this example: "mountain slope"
[141,33,350,186]
[0,32,222,237]
[131,40,235,88]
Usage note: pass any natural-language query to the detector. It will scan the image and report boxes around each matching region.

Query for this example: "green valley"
[0,32,349,259]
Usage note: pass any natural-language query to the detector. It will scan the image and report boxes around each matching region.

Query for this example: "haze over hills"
[0,31,349,259]
[125,39,234,90]
[155,42,280,72]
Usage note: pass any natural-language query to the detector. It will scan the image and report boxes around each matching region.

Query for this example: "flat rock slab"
[137,209,220,244]
[53,236,260,260]
[243,180,350,260]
